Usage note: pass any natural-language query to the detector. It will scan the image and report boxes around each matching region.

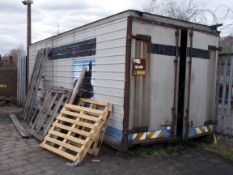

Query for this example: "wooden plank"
[61,109,99,122]
[48,130,87,145]
[53,122,90,137]
[65,104,105,115]
[80,98,108,106]
[44,136,81,153]
[57,116,96,129]
[41,143,77,161]
[69,68,87,104]
[9,114,30,138]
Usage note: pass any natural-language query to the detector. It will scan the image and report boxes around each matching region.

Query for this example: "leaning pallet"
[21,48,49,122]
[40,99,112,165]
[78,98,110,156]
[31,87,72,141]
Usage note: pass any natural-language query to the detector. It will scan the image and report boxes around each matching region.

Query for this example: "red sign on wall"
[132,58,146,76]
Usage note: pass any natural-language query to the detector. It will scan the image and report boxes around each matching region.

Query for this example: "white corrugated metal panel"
[188,31,219,126]
[29,18,127,134]
[129,20,177,130]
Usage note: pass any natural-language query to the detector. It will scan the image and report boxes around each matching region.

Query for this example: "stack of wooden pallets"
[22,48,49,122]
[40,98,112,165]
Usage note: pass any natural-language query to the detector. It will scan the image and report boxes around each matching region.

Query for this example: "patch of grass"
[129,143,192,157]
[129,135,233,161]
[199,143,233,161]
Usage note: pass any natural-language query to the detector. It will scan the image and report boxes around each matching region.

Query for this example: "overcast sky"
[0,0,233,55]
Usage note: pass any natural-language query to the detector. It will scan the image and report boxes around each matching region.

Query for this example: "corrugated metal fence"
[216,48,233,138]
[17,50,26,105]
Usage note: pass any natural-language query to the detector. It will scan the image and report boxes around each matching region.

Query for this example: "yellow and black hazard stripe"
[132,130,163,141]
[194,125,212,135]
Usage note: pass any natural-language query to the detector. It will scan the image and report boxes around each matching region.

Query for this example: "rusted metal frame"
[133,17,219,37]
[219,53,233,56]
[130,34,151,42]
[227,57,233,118]
[171,29,180,137]
[208,45,221,51]
[122,16,133,152]
[185,29,193,140]
[128,127,148,133]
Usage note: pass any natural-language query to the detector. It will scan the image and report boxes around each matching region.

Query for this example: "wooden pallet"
[40,99,112,165]
[22,48,49,122]
[31,87,72,141]
[78,98,111,156]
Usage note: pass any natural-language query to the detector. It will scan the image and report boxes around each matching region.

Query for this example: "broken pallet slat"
[41,99,112,165]
[9,114,30,138]
[69,68,87,104]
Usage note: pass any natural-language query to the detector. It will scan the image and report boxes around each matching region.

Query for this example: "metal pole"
[22,0,33,93]
[27,3,31,50]
[26,3,31,92]
[185,29,193,140]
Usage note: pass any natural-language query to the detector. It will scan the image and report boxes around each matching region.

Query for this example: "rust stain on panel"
[130,39,151,129]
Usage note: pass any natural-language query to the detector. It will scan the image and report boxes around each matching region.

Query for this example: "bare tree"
[142,0,217,24]
[143,0,158,14]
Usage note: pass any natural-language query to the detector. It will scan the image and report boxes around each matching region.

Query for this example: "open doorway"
[176,29,188,137]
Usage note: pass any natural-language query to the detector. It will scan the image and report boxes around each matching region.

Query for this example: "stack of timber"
[40,98,112,165]
[21,48,49,122]
[31,87,72,141]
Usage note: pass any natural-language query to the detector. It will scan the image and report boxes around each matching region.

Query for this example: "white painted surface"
[29,18,128,133]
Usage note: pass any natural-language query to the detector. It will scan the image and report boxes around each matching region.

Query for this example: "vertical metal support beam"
[185,29,193,139]
[122,16,132,152]
[26,3,32,92]
[171,29,179,136]
[22,0,33,93]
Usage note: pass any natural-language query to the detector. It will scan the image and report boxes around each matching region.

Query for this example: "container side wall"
[29,18,128,149]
